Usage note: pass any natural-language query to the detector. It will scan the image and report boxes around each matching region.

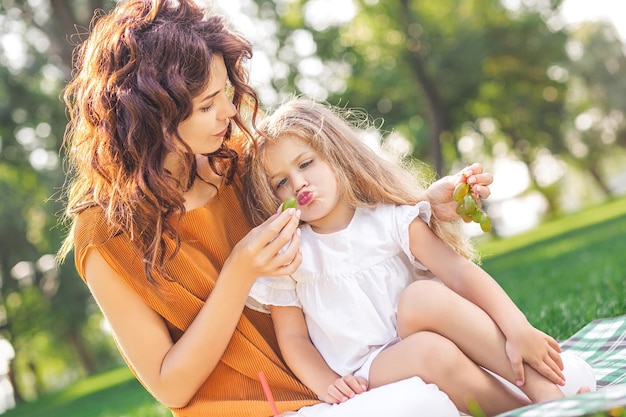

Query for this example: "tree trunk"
[66,329,97,375]
[586,164,614,198]
[398,0,446,176]
[48,0,111,78]
[8,365,23,404]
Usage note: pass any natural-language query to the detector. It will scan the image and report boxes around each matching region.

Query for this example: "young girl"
[243,98,595,416]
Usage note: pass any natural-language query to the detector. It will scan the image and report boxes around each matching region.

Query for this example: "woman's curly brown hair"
[59,0,260,282]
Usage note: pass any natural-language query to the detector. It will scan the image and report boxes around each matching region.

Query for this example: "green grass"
[5,196,626,417]
[2,367,170,417]
[478,196,626,339]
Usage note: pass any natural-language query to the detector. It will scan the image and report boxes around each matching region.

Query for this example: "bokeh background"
[0,0,625,411]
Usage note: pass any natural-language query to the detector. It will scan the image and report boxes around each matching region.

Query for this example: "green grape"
[453,182,470,202]
[456,185,493,233]
[478,211,492,232]
[281,196,297,211]
[461,194,477,215]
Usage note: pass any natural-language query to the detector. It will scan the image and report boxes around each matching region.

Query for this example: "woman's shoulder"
[73,206,122,250]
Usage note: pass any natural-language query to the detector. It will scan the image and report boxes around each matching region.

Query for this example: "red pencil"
[258,371,280,417]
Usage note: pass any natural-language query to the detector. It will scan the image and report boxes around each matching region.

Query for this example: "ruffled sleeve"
[395,201,432,270]
[246,275,302,314]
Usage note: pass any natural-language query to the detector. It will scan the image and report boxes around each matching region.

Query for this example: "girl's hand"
[427,163,493,221]
[322,375,368,404]
[223,208,302,285]
[505,326,564,387]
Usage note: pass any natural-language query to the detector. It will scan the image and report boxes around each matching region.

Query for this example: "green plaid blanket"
[495,314,626,417]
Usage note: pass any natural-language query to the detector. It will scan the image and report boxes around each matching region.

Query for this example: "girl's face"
[177,54,236,154]
[264,136,354,233]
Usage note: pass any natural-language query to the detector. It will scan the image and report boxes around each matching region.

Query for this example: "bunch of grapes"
[453,178,492,233]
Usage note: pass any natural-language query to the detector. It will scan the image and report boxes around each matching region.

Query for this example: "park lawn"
[478,196,626,339]
[2,367,170,417]
[4,196,626,417]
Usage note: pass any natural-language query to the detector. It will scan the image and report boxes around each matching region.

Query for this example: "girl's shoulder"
[360,202,431,222]
[357,202,432,240]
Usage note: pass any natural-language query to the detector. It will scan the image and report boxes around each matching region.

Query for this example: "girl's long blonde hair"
[243,98,476,260]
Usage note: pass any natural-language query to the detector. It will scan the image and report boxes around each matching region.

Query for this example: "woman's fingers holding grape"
[264,208,301,254]
[469,178,492,198]
[229,209,301,278]
[463,162,484,176]
[273,228,302,275]
[455,175,492,232]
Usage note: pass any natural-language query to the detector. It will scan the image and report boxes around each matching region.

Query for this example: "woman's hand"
[223,208,302,286]
[322,375,368,404]
[427,163,493,221]
[505,325,564,387]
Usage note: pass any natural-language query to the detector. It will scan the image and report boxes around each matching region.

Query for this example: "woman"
[59,1,493,416]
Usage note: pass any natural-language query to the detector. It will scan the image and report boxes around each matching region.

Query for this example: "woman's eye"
[200,104,214,112]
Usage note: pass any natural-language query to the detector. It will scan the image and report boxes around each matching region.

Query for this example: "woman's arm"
[427,163,492,221]
[270,306,367,403]
[85,208,302,408]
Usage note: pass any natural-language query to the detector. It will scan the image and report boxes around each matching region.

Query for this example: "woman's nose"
[217,93,237,120]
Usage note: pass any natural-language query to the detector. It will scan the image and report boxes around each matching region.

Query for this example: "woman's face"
[177,54,236,155]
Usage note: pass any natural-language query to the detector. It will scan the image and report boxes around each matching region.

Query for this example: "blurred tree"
[246,0,574,215]
[562,21,626,197]
[0,0,117,401]
[464,9,570,213]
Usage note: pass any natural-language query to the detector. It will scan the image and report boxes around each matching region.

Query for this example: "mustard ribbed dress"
[73,177,319,416]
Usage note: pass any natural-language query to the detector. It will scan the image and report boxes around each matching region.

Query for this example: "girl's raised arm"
[406,218,564,388]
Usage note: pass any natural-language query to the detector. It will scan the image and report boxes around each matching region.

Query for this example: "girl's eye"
[275,178,287,189]
[300,159,312,169]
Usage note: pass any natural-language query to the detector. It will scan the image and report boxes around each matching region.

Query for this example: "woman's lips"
[215,125,229,137]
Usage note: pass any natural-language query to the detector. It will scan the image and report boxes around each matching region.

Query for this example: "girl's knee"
[403,332,465,377]
[397,280,450,335]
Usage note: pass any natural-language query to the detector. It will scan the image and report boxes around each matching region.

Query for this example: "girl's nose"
[292,173,308,194]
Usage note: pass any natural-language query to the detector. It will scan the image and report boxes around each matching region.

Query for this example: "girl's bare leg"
[396,280,564,403]
[369,331,530,416]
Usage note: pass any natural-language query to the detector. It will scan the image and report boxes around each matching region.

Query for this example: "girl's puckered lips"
[297,191,313,206]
